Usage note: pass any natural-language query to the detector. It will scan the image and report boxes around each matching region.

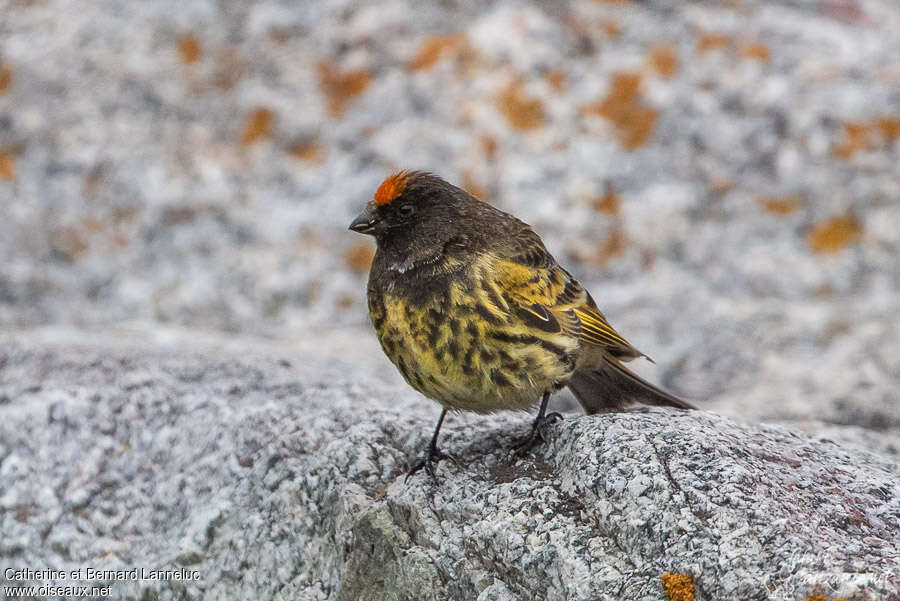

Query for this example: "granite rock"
[1,340,897,600]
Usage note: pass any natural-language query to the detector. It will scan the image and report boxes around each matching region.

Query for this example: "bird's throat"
[388,253,441,274]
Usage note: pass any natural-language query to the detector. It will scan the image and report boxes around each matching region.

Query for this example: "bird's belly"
[371,292,578,414]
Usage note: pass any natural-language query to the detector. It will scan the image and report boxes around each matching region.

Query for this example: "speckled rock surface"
[1,340,898,601]
[1,0,899,443]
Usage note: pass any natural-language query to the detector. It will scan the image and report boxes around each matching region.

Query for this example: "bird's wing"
[491,227,644,360]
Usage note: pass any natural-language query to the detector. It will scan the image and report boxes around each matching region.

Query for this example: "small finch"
[349,171,694,480]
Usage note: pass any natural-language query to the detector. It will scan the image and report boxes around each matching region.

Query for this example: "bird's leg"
[407,408,456,483]
[514,392,562,455]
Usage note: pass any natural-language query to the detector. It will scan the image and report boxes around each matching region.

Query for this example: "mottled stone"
[1,341,897,600]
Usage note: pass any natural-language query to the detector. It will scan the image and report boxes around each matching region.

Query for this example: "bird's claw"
[544,411,564,424]
[513,430,545,456]
[406,447,456,483]
[513,412,563,456]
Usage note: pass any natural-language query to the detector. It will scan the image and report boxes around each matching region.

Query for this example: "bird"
[349,170,694,481]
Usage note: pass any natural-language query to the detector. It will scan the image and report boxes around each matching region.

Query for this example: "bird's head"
[349,171,480,263]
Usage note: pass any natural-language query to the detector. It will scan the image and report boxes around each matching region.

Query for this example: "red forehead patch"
[374,171,414,206]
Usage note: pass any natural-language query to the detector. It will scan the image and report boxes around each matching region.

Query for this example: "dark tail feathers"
[568,356,695,414]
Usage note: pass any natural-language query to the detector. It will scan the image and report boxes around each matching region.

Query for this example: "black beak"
[348,207,376,235]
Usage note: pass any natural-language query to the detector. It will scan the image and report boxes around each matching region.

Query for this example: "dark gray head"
[348,171,501,266]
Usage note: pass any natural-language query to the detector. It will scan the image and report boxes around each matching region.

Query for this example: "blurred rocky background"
[1,0,898,443]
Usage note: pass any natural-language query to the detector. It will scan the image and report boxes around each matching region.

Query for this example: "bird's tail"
[568,355,695,414]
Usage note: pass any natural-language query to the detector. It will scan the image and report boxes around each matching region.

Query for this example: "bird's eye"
[398,204,416,218]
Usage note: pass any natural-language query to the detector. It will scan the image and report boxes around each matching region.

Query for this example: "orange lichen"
[0,149,14,180]
[289,140,324,162]
[578,227,626,267]
[649,46,679,77]
[605,72,641,103]
[877,116,900,139]
[593,185,620,215]
[741,43,771,62]
[241,107,274,145]
[178,35,202,64]
[834,121,870,158]
[344,243,375,274]
[480,134,498,160]
[802,595,826,601]
[710,178,734,196]
[374,171,414,206]
[460,170,489,201]
[0,62,11,94]
[317,61,371,117]
[758,195,802,215]
[660,572,694,601]
[545,69,567,91]
[697,33,731,54]
[581,72,658,149]
[496,83,545,131]
[834,117,900,158]
[621,113,657,150]
[407,34,465,71]
[337,294,356,309]
[807,215,862,254]
[600,20,622,38]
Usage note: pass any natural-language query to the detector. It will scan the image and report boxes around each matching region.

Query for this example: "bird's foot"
[513,412,564,456]
[406,446,457,484]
